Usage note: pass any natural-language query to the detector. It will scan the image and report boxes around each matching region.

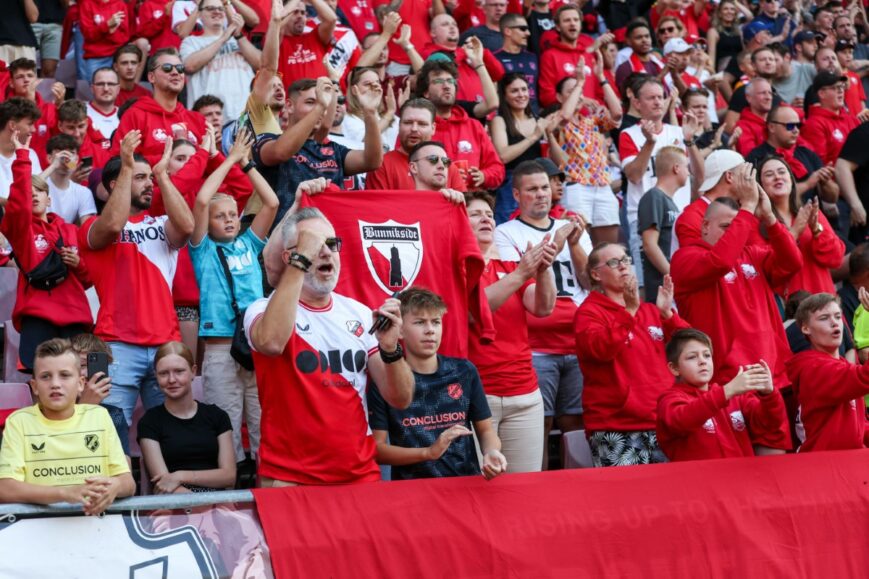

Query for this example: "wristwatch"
[812,223,824,237]
[379,343,404,364]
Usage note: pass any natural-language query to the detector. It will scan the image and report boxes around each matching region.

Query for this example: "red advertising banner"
[254,451,869,578]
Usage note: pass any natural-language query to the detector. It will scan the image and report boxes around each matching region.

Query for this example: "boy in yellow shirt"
[0,338,134,515]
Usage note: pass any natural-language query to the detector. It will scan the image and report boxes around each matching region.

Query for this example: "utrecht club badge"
[358,220,423,296]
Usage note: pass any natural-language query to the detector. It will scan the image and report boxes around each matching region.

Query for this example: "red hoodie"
[774,211,843,296]
[657,382,790,461]
[734,109,767,157]
[112,95,252,207]
[432,105,505,189]
[785,350,869,452]
[671,211,802,392]
[574,291,689,433]
[538,39,598,108]
[78,0,133,58]
[0,61,9,105]
[135,0,181,52]
[800,106,860,165]
[673,196,766,251]
[0,151,92,331]
[420,44,505,104]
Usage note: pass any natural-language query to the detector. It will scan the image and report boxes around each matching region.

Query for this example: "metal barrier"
[0,489,255,516]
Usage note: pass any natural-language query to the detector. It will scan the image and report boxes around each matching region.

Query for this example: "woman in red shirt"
[757,155,844,296]
[574,242,688,467]
[465,191,556,472]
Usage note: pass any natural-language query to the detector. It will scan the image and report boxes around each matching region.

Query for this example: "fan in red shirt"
[465,191,555,473]
[56,100,112,184]
[801,71,861,165]
[5,59,61,164]
[373,0,434,71]
[365,98,466,191]
[275,0,336,90]
[112,45,153,107]
[135,0,182,53]
[574,244,689,467]
[670,176,800,452]
[657,329,790,462]
[786,293,869,452]
[338,0,379,40]
[756,156,844,296]
[0,60,9,104]
[734,78,773,157]
[538,5,610,108]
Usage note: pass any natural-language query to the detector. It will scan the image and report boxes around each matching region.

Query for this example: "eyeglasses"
[287,237,343,253]
[508,25,530,32]
[658,26,677,34]
[155,63,185,74]
[412,155,451,167]
[820,84,847,92]
[769,120,801,131]
[92,82,119,88]
[201,5,225,12]
[431,77,458,86]
[595,256,633,269]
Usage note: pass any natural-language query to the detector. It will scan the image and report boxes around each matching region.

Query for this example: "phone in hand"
[87,352,110,380]
[80,156,94,170]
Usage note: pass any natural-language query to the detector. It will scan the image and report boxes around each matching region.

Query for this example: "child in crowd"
[40,134,97,226]
[638,146,686,303]
[786,293,869,452]
[189,129,278,464]
[367,288,507,481]
[0,338,134,513]
[657,329,790,461]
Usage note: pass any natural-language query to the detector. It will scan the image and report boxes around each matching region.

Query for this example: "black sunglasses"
[155,63,185,74]
[287,237,342,253]
[337,96,346,105]
[508,25,529,32]
[412,155,451,167]
[769,120,801,131]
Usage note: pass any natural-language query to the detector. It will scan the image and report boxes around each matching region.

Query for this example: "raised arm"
[182,27,235,74]
[311,0,338,45]
[357,12,401,68]
[152,139,195,248]
[259,77,332,166]
[343,84,384,175]
[228,0,260,28]
[87,131,140,250]
[465,38,499,118]
[253,0,286,101]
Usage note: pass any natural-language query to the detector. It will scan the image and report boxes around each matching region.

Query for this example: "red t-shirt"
[375,0,432,65]
[364,149,466,191]
[244,294,381,485]
[468,260,538,397]
[115,84,152,107]
[278,30,330,89]
[78,214,181,345]
[338,0,380,40]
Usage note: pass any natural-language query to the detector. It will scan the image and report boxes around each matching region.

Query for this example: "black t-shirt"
[0,0,37,46]
[35,0,66,24]
[838,123,869,206]
[137,402,232,473]
[459,26,504,52]
[637,187,678,302]
[527,11,554,57]
[494,49,540,110]
[728,83,784,113]
[368,355,492,481]
[274,138,351,226]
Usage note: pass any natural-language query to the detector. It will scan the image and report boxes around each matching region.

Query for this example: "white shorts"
[563,183,619,227]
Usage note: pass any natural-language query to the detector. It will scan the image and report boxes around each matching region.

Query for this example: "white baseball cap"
[663,38,693,56]
[698,150,745,193]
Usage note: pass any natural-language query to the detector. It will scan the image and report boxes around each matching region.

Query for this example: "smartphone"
[87,352,109,380]
[80,156,93,170]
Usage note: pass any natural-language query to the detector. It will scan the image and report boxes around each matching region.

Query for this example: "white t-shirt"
[171,0,199,32]
[0,150,42,200]
[86,102,119,140]
[340,114,398,153]
[180,34,255,121]
[619,123,690,224]
[48,177,97,224]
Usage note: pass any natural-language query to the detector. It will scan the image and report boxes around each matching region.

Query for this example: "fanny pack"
[19,237,69,291]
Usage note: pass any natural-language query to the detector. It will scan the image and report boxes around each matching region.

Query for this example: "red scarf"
[775,146,809,180]
[629,52,663,74]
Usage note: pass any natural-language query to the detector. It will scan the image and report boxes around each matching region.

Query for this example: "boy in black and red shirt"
[368,288,507,481]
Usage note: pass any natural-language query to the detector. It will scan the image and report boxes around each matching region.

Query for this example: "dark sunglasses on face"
[337,96,346,105]
[156,63,185,74]
[324,237,342,252]
[412,155,451,167]
[509,25,530,32]
[769,120,801,131]
[659,26,676,34]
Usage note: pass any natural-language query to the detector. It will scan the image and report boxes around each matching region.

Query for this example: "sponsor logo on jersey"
[346,320,364,337]
[85,434,100,453]
[296,322,310,333]
[34,234,49,252]
[723,270,737,284]
[457,140,473,154]
[702,418,716,433]
[358,219,424,295]
[30,441,45,453]
[833,128,844,142]
[401,411,467,428]
[118,224,167,245]
[647,326,664,341]
[730,410,746,432]
[447,383,463,399]
[295,348,368,375]
[740,263,758,280]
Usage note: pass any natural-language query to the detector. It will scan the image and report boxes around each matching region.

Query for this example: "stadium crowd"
[0,0,869,513]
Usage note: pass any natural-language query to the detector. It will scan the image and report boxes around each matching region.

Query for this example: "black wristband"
[241,160,256,173]
[234,33,243,40]
[379,343,404,364]
[289,252,312,272]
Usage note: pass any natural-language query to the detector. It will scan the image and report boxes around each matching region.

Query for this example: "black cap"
[835,39,856,52]
[812,70,848,90]
[536,158,565,179]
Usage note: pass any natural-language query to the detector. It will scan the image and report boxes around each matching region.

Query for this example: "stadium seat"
[3,321,29,384]
[562,430,594,469]
[0,268,18,322]
[0,383,33,410]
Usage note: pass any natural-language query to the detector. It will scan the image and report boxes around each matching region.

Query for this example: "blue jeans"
[83,56,113,84]
[494,170,517,225]
[72,24,87,82]
[106,342,165,425]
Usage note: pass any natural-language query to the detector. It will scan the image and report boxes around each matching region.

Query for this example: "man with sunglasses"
[494,13,539,111]
[802,71,863,166]
[245,182,415,486]
[407,140,465,205]
[746,105,837,205]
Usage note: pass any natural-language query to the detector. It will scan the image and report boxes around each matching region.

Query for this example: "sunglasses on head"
[412,155,451,167]
[155,63,185,74]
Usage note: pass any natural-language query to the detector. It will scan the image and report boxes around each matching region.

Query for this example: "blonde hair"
[31,174,48,193]
[209,193,238,208]
[154,341,194,369]
[655,146,687,176]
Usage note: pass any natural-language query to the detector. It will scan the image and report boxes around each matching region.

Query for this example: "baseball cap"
[698,150,745,193]
[835,39,856,52]
[812,70,848,90]
[663,38,693,56]
[536,158,565,180]
[742,20,772,43]
[793,30,816,44]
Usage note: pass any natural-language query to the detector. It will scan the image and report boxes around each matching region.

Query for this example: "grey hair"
[745,78,770,98]
[280,206,328,248]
